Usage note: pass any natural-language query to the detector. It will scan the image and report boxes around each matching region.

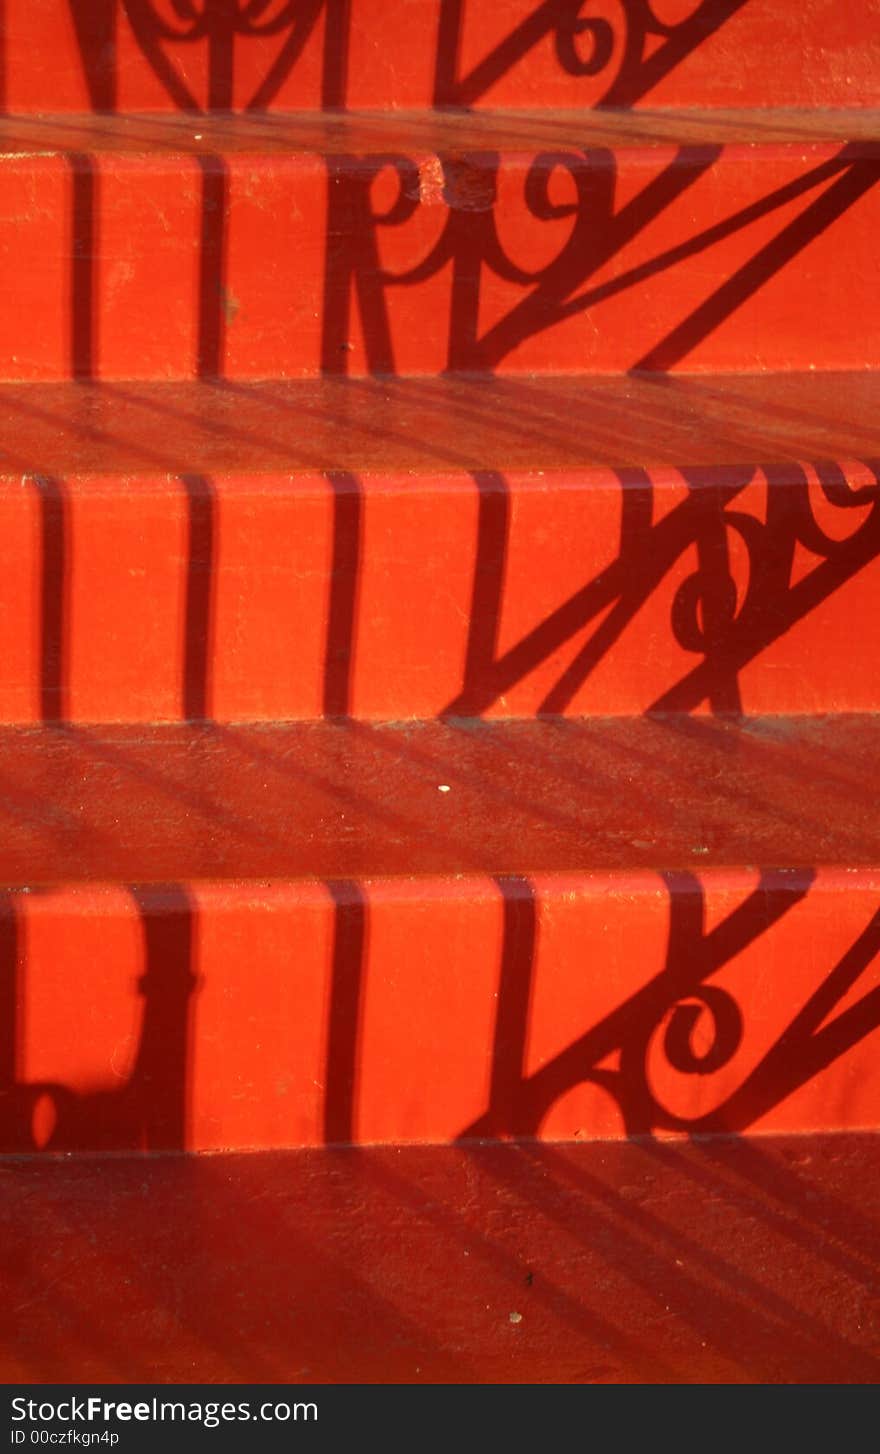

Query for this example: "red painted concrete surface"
[0,713,877,881]
[0,111,876,380]
[3,0,879,113]
[0,716,877,1152]
[1,1136,878,1383]
[0,371,877,722]
[1,0,879,1388]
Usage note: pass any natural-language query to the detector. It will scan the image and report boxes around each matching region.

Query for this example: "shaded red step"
[0,372,878,723]
[4,0,879,114]
[0,111,877,379]
[1,715,880,1151]
[1,1135,879,1382]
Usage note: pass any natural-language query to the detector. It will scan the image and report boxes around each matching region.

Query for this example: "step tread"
[2,1135,878,1384]
[2,372,879,476]
[1,107,879,156]
[1,713,878,883]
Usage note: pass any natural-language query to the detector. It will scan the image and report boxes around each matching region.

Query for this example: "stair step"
[2,1135,878,1383]
[3,369,878,473]
[2,713,880,878]
[0,110,877,380]
[0,371,877,722]
[6,0,880,115]
[2,0,877,1395]
[1,713,879,1151]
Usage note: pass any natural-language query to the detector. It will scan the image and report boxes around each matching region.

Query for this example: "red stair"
[1,0,880,1385]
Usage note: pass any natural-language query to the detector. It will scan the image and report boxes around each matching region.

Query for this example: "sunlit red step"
[4,0,879,113]
[0,371,877,722]
[0,110,877,380]
[0,713,879,1153]
[2,1135,879,1382]
[1,0,878,1397]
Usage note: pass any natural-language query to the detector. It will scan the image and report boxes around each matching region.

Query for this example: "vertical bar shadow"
[128,884,198,1151]
[323,472,361,717]
[454,471,509,716]
[485,875,536,1136]
[68,152,97,379]
[34,475,68,724]
[196,154,229,379]
[323,880,366,1144]
[181,474,216,721]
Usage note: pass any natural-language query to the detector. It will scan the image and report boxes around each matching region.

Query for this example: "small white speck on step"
[509,1311,522,1325]
[194,133,203,140]
[438,784,451,793]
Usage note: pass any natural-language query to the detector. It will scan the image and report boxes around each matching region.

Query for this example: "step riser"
[0,0,875,1389]
[1,869,878,1152]
[0,465,877,723]
[6,0,879,113]
[2,143,878,381]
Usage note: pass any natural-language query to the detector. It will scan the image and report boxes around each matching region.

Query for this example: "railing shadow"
[461,870,880,1141]
[0,887,197,1152]
[22,445,880,725]
[54,0,747,114]
[67,0,345,113]
[1,1134,879,1381]
[41,124,880,383]
[0,6,871,388]
[0,727,878,1382]
[444,457,880,717]
[1,830,879,1154]
[320,140,879,377]
[2,420,877,1156]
